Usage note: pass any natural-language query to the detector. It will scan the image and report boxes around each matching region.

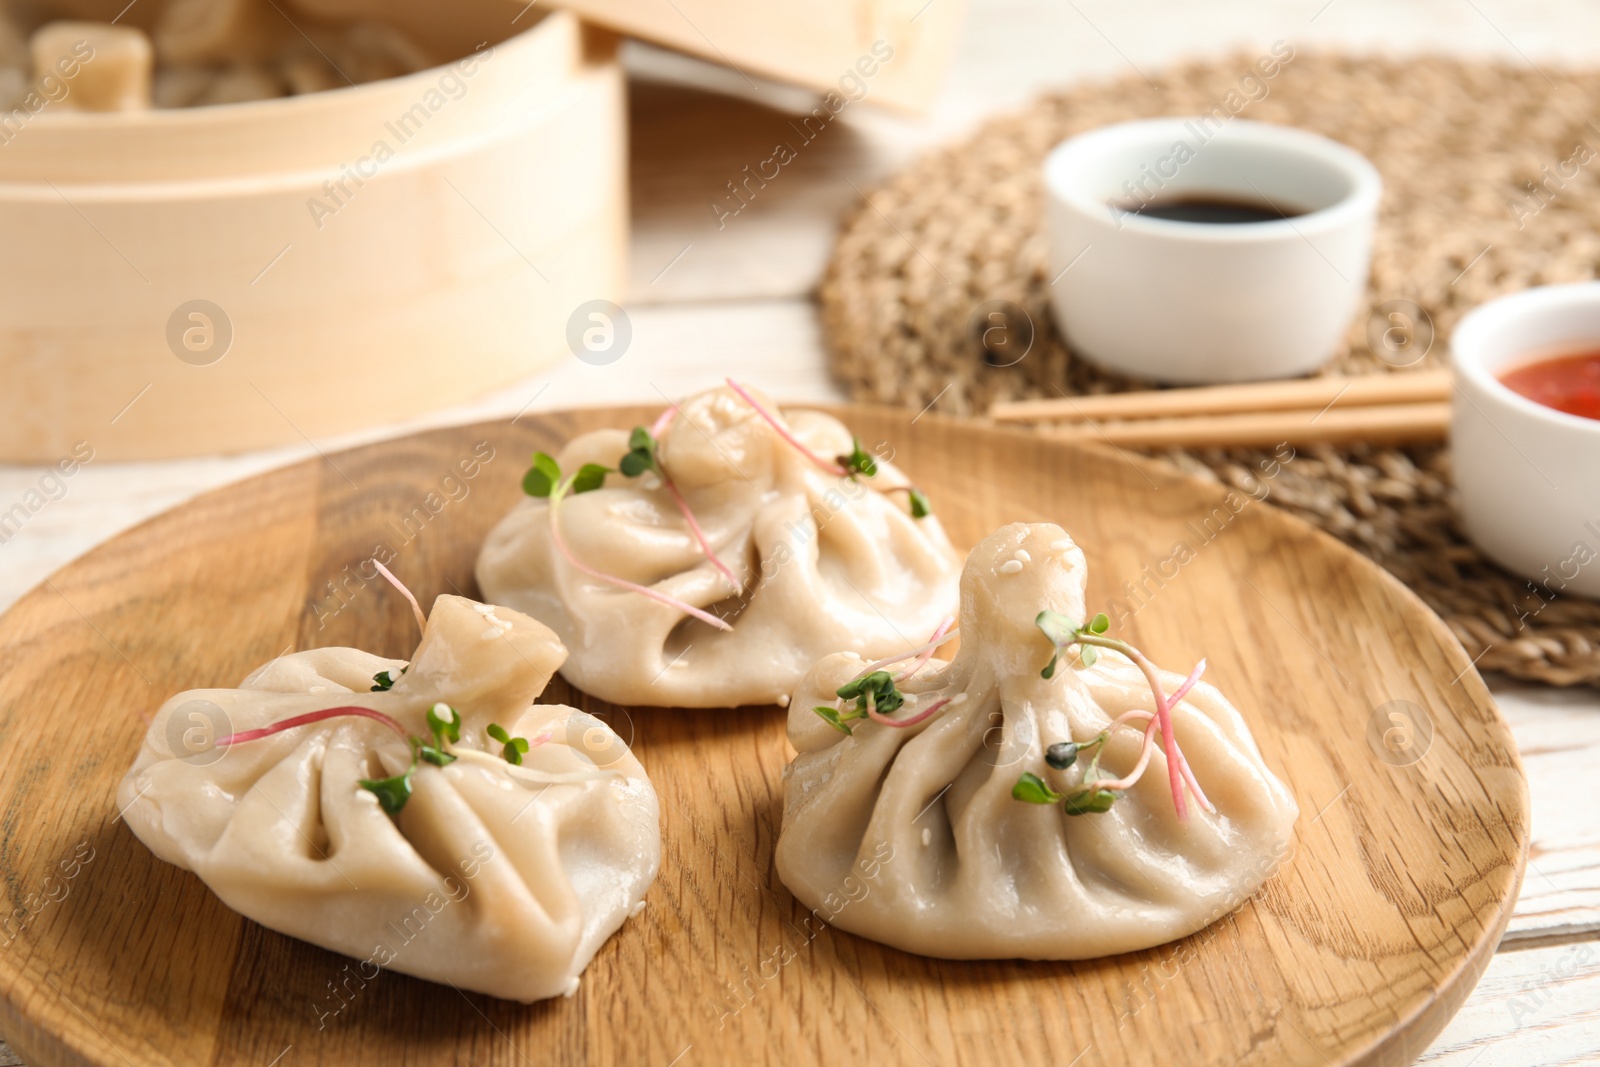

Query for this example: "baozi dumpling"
[476,383,962,708]
[776,522,1298,960]
[118,593,660,1002]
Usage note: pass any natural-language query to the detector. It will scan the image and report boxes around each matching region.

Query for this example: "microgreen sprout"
[619,426,658,477]
[1014,730,1116,815]
[812,705,855,735]
[212,705,439,815]
[1037,611,1109,678]
[373,559,427,634]
[723,378,938,523]
[1011,773,1063,805]
[521,452,559,497]
[427,702,460,744]
[522,452,610,498]
[1044,741,1079,769]
[1020,610,1216,821]
[400,702,461,772]
[215,705,410,748]
[837,670,904,716]
[725,378,848,476]
[812,665,955,736]
[209,698,562,815]
[618,418,741,592]
[486,723,530,765]
[358,772,413,815]
[839,438,877,478]
[1063,789,1118,815]
[531,449,735,632]
[812,671,901,735]
[370,666,406,692]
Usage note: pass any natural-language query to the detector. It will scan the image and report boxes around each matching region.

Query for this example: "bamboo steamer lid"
[290,0,967,111]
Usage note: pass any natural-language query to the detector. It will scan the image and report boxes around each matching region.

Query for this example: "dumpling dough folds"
[777,523,1298,960]
[118,595,660,1002]
[476,385,962,708]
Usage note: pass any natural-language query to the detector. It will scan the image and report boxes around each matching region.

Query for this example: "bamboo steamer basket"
[0,11,625,461]
[537,0,966,110]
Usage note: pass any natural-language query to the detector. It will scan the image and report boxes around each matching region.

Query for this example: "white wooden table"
[2,1,1598,1062]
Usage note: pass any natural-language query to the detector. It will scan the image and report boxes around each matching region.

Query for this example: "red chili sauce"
[1499,350,1600,420]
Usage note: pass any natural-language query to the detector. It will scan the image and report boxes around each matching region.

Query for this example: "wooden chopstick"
[989,369,1451,424]
[1037,401,1450,449]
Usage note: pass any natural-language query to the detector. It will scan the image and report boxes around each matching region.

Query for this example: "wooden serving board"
[0,406,1527,1067]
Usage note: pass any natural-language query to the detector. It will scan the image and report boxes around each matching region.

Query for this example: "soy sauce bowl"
[1044,118,1381,384]
[1452,283,1600,597]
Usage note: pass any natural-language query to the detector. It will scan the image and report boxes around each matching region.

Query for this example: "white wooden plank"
[1493,682,1600,946]
[1418,940,1600,1064]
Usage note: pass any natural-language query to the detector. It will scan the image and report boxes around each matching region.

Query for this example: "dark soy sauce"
[1129,194,1305,225]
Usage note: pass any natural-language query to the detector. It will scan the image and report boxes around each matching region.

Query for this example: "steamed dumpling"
[476,384,962,708]
[118,595,660,1002]
[776,523,1298,960]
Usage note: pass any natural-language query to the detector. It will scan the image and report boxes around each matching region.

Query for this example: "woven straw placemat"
[822,52,1600,686]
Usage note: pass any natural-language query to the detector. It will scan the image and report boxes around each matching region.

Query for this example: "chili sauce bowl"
[1452,283,1600,597]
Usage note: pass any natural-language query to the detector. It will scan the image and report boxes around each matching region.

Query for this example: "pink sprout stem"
[1167,660,1213,812]
[893,616,956,682]
[1078,637,1208,819]
[850,621,960,682]
[865,691,952,729]
[216,705,410,748]
[725,378,847,476]
[548,487,733,632]
[661,473,741,592]
[1092,715,1161,792]
[1089,659,1212,811]
[644,404,741,593]
[372,559,427,634]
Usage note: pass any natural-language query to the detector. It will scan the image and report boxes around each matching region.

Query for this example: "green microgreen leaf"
[521,452,561,497]
[427,702,460,746]
[907,487,931,519]
[812,706,854,736]
[839,438,877,478]
[1045,742,1079,770]
[359,769,414,815]
[1036,610,1081,647]
[1012,772,1065,805]
[1089,612,1110,634]
[571,463,611,494]
[619,427,658,477]
[1078,645,1099,668]
[370,666,406,692]
[487,724,530,765]
[416,744,455,767]
[1040,650,1061,680]
[1062,788,1118,816]
[1036,609,1084,679]
[835,670,903,716]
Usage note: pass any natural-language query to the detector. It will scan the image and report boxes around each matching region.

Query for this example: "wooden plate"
[0,406,1527,1067]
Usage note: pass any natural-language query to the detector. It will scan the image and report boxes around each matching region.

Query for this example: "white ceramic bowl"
[1452,283,1600,597]
[1044,117,1381,384]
